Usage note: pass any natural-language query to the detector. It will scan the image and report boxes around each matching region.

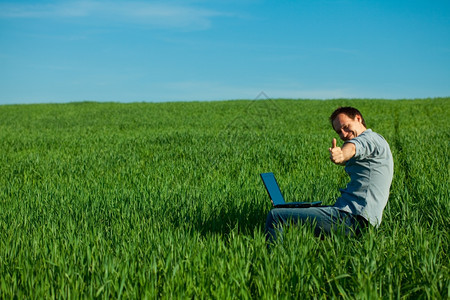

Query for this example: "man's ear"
[355,114,362,123]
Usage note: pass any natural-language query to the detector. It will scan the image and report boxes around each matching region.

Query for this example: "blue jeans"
[265,206,368,244]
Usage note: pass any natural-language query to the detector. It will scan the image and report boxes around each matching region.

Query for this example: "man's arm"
[329,138,356,165]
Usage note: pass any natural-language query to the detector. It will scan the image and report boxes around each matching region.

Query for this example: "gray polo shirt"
[333,129,394,227]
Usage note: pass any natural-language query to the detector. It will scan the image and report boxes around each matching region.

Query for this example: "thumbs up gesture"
[330,138,337,149]
[329,138,345,165]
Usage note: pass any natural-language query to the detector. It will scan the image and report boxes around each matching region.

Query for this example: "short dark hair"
[329,107,366,128]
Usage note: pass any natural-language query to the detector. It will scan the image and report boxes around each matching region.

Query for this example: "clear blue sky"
[1,0,449,104]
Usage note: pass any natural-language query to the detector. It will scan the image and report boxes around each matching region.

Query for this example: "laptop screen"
[260,172,285,206]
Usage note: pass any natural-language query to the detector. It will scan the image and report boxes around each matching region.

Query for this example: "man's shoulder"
[347,129,392,158]
[361,128,376,136]
[355,129,386,143]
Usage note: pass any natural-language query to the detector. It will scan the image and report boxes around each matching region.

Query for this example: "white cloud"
[0,1,232,30]
[0,1,94,18]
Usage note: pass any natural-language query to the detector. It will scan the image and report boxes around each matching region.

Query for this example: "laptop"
[260,172,322,208]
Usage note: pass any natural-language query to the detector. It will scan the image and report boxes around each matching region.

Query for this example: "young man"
[265,107,394,244]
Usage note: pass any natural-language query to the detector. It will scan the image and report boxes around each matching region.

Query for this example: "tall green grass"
[0,98,448,298]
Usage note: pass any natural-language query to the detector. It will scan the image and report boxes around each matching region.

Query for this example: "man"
[265,107,394,244]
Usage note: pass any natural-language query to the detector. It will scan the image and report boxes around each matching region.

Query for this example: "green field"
[0,98,448,298]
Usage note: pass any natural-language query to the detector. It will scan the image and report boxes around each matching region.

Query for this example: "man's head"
[329,107,367,141]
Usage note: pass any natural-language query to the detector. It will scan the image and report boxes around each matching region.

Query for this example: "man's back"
[334,129,394,226]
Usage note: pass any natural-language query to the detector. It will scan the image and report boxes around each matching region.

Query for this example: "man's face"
[332,113,366,141]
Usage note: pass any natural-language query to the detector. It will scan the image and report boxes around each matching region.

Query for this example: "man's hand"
[329,138,345,165]
[329,138,356,165]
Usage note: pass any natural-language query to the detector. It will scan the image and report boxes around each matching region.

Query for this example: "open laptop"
[260,172,322,208]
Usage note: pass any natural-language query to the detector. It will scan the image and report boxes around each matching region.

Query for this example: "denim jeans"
[265,206,368,245]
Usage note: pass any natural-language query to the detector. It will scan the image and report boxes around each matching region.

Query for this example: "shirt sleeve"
[346,132,379,160]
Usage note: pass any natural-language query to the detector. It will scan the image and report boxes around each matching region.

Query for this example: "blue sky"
[1,0,449,104]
